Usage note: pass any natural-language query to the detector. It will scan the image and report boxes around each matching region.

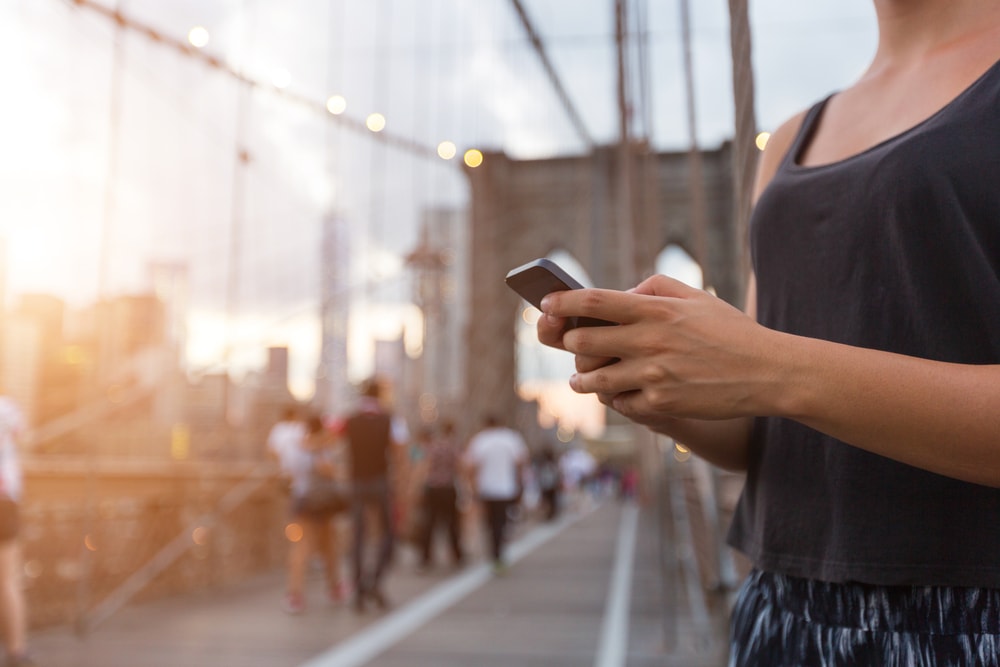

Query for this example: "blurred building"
[1,311,44,425]
[411,207,469,421]
[316,212,352,417]
[245,346,299,456]
[373,337,408,409]
[2,294,79,428]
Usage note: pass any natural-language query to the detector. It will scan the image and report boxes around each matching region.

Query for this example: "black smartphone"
[505,258,615,328]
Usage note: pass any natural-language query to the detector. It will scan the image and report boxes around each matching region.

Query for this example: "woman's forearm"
[771,332,1000,487]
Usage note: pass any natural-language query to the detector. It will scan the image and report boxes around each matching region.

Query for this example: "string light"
[366,113,386,133]
[270,68,292,90]
[463,148,484,168]
[187,26,209,48]
[437,140,456,160]
[326,95,347,115]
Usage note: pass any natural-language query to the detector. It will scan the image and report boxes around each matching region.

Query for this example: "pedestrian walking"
[279,414,347,614]
[464,415,528,575]
[535,1,1000,663]
[417,420,464,571]
[334,378,408,612]
[267,405,303,496]
[535,447,561,522]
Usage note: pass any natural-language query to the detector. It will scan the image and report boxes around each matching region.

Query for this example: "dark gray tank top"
[727,57,1000,587]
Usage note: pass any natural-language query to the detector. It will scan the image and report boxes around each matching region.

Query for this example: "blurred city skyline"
[0,0,877,401]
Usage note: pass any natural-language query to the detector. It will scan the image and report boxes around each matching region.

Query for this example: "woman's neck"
[871,0,1000,65]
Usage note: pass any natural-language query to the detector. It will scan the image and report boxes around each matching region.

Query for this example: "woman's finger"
[536,312,569,350]
[540,288,635,326]
[569,358,640,397]
[575,354,617,374]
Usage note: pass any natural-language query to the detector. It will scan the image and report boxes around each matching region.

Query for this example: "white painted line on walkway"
[594,503,639,667]
[299,509,590,667]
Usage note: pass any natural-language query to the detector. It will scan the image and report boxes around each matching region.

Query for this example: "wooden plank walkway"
[29,501,730,666]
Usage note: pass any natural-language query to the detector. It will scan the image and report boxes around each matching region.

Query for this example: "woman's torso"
[728,55,1000,587]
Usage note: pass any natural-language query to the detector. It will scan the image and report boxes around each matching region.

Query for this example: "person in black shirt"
[334,378,408,613]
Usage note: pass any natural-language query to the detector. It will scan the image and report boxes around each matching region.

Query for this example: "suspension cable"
[509,0,595,149]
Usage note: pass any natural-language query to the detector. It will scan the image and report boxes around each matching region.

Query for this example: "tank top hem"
[732,536,1000,588]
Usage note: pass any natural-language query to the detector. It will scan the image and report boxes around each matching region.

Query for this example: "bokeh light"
[366,113,386,132]
[326,95,347,115]
[192,526,209,546]
[271,68,292,89]
[755,131,771,151]
[187,26,209,48]
[437,140,457,160]
[285,523,304,542]
[463,148,484,168]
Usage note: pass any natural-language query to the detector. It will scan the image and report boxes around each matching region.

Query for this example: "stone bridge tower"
[462,143,742,436]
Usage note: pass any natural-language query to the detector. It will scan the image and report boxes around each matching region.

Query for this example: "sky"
[0,0,878,400]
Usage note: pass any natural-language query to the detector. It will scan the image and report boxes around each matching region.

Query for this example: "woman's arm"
[770,333,1000,487]
[548,273,1000,487]
[537,104,1000,486]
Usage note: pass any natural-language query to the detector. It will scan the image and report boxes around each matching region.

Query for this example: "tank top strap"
[778,95,834,171]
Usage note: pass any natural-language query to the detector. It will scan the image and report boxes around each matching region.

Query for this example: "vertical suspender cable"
[715,0,759,600]
[678,0,709,283]
[364,0,390,306]
[635,0,661,281]
[727,0,758,283]
[614,0,636,289]
[317,0,347,414]
[223,0,255,426]
[77,0,126,636]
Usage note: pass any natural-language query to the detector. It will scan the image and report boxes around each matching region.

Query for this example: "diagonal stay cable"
[509,0,595,149]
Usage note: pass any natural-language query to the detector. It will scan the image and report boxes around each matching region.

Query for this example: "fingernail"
[540,296,551,311]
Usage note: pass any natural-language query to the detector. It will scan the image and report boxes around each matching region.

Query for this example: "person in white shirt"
[267,407,347,613]
[267,406,305,475]
[464,415,528,573]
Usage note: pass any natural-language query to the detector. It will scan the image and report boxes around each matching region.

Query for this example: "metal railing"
[654,435,746,662]
[21,459,289,632]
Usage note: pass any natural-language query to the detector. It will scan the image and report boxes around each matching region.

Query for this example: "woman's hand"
[538,275,783,428]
